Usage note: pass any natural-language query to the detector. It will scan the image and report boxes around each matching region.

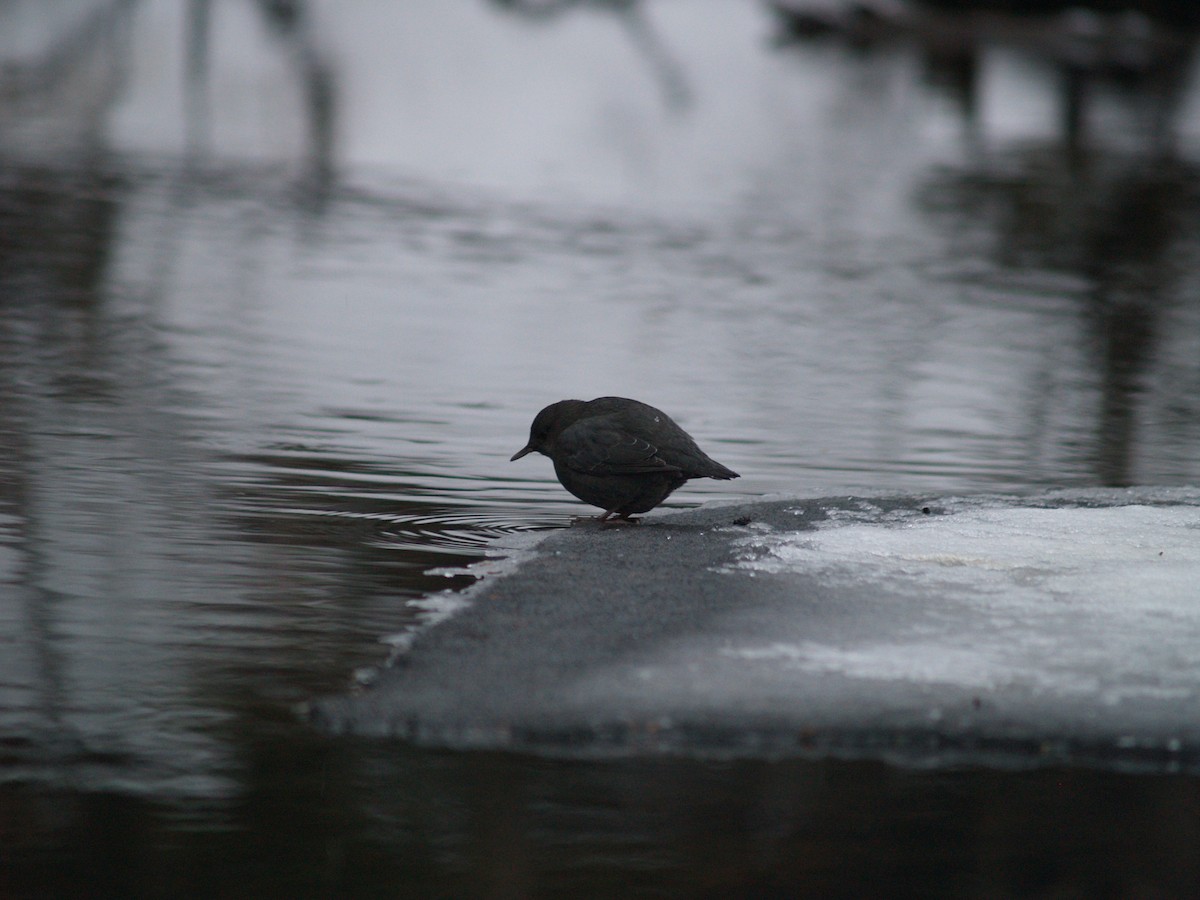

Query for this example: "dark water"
[3,1,1200,896]
[9,747,1200,898]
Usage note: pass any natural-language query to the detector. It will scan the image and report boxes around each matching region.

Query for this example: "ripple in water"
[343,506,558,556]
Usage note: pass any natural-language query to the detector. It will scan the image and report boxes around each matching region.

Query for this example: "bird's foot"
[597,511,639,525]
[570,511,640,526]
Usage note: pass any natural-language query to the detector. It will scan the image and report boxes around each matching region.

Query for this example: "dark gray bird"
[511,397,739,522]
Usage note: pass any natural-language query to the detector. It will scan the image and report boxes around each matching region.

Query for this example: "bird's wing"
[556,420,682,476]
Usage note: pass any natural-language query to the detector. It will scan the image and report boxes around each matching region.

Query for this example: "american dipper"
[511,397,740,522]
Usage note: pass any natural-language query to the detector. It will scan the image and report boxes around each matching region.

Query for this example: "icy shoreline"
[311,488,1200,772]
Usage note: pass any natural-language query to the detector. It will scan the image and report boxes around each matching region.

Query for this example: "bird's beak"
[510,444,535,461]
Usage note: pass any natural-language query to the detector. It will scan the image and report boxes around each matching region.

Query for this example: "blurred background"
[2,0,1199,896]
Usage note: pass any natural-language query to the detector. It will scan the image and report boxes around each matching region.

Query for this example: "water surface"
[3,0,1200,895]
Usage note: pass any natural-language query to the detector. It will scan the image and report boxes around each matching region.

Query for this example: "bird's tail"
[704,460,739,480]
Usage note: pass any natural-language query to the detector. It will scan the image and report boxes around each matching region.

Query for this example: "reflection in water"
[915,154,1199,485]
[183,0,337,201]
[488,0,692,108]
[2,1,1200,895]
[6,748,1200,897]
[782,0,1200,488]
[771,0,1199,154]
[0,0,132,159]
[1082,170,1183,485]
[183,0,211,158]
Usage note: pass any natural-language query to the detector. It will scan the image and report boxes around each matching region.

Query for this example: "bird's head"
[510,400,584,461]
